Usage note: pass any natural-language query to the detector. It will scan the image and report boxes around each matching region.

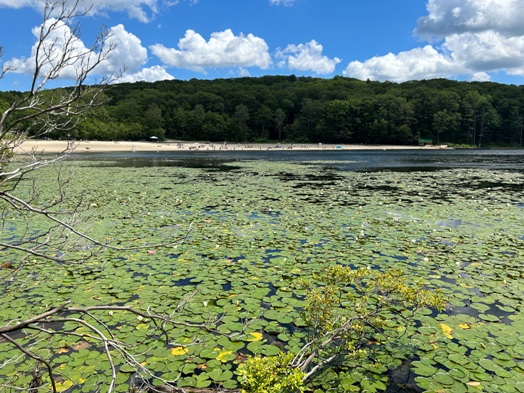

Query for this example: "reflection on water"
[72,148,524,172]
[435,219,463,228]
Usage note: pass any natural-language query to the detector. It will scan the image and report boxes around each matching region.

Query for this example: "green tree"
[506,106,524,145]
[321,100,353,143]
[202,111,230,141]
[433,109,461,145]
[168,107,190,139]
[233,103,250,141]
[110,99,143,124]
[143,103,165,140]
[463,91,486,146]
[241,267,444,392]
[253,104,274,141]
[295,98,324,142]
[274,108,286,142]
[189,104,206,137]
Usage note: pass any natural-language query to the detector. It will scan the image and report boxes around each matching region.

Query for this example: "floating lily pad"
[432,371,456,386]
[478,313,500,322]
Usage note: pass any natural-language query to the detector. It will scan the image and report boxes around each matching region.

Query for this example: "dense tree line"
[2,76,524,146]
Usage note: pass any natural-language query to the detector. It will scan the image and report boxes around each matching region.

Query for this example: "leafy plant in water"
[238,352,306,393]
[289,267,445,388]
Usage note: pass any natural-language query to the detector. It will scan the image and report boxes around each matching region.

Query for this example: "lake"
[71,148,524,172]
[2,148,524,392]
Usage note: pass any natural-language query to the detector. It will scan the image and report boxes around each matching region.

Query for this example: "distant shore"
[13,140,449,154]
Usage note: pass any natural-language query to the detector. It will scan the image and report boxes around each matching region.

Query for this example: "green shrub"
[238,352,306,393]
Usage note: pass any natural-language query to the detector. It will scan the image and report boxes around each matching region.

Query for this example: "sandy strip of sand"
[12,140,446,154]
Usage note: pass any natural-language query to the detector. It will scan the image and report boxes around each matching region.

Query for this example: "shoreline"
[13,140,449,154]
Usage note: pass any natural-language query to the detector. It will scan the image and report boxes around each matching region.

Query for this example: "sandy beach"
[13,140,447,154]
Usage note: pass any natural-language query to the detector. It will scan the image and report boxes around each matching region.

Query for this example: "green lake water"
[1,149,524,392]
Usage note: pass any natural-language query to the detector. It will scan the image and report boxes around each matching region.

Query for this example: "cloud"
[98,24,148,74]
[6,20,149,81]
[276,40,341,75]
[415,0,524,78]
[416,0,524,39]
[150,29,271,72]
[6,18,94,80]
[237,67,250,77]
[343,45,462,82]
[343,0,524,82]
[0,0,166,22]
[471,72,491,82]
[269,0,295,6]
[0,0,36,8]
[117,65,175,83]
[444,31,524,73]
[92,0,159,23]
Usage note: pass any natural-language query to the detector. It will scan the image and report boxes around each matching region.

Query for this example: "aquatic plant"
[1,158,523,392]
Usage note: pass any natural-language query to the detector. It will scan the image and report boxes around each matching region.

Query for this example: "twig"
[0,333,58,393]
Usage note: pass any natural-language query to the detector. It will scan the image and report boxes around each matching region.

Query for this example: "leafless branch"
[0,3,217,392]
[1,333,57,393]
[0,299,219,393]
[0,0,117,143]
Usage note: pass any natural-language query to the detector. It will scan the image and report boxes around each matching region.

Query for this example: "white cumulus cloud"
[150,29,271,72]
[343,45,461,82]
[98,24,148,74]
[276,40,341,75]
[6,18,95,80]
[444,31,524,73]
[117,65,175,83]
[470,72,491,81]
[343,0,524,82]
[416,0,524,39]
[6,20,149,81]
[90,0,158,22]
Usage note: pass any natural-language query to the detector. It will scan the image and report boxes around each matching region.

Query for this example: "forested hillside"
[2,76,524,146]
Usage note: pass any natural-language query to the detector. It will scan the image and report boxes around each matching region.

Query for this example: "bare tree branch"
[0,3,231,392]
[1,333,57,393]
[0,0,118,144]
[0,2,197,392]
[0,299,222,393]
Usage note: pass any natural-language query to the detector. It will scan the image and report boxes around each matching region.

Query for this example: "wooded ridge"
[2,76,523,146]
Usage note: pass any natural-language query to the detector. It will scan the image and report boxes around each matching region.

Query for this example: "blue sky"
[1,0,524,91]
